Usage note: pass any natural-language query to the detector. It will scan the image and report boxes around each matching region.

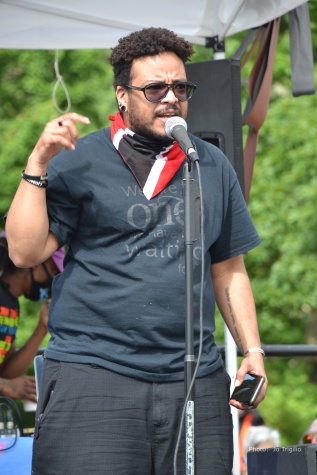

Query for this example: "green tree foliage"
[195,8,317,445]
[0,49,117,214]
[245,66,317,446]
[0,7,316,442]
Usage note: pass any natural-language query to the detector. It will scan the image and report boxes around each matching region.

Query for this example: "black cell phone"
[230,373,265,406]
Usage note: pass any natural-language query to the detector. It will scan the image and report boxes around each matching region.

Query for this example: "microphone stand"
[183,152,200,475]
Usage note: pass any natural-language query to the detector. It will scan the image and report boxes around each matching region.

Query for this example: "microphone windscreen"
[165,116,187,139]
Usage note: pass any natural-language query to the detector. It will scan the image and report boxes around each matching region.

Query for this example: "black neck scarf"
[109,112,186,200]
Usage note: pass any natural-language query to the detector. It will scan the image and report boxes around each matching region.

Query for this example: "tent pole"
[211,37,241,475]
[225,327,240,475]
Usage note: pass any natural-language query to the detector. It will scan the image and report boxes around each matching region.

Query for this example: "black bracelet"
[21,170,48,188]
[22,170,48,181]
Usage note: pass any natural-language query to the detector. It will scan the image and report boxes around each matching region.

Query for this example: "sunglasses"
[125,81,196,103]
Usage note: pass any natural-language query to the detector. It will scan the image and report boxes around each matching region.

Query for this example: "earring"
[119,104,126,113]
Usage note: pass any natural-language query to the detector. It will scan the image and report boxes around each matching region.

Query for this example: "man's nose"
[161,86,178,103]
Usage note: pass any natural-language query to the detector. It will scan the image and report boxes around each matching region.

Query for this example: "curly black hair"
[109,27,194,89]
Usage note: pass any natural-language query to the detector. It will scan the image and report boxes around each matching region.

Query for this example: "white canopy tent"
[0,0,308,49]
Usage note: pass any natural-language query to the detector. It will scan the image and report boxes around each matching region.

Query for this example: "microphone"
[165,117,199,162]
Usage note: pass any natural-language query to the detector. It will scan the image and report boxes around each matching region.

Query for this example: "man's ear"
[116,86,127,107]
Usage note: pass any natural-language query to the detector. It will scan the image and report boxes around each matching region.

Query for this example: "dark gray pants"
[32,359,233,475]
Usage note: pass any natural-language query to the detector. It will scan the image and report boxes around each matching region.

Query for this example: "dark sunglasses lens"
[172,83,196,101]
[144,84,168,102]
[144,82,196,102]
[173,83,188,101]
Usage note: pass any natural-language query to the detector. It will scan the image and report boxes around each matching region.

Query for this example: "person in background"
[239,409,265,474]
[5,27,267,475]
[243,425,280,475]
[0,230,64,401]
[300,417,317,445]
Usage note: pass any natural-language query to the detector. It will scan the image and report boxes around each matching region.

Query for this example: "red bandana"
[109,112,186,200]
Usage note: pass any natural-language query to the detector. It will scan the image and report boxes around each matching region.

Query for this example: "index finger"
[59,112,90,125]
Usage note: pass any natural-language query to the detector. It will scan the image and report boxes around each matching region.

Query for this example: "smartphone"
[230,373,265,406]
[34,354,44,399]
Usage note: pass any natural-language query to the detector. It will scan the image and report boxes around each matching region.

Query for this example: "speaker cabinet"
[185,59,244,195]
[247,444,317,475]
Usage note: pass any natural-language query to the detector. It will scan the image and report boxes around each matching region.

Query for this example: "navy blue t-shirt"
[45,128,260,382]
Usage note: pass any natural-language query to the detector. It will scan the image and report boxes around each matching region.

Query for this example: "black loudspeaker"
[185,59,245,195]
[247,444,317,475]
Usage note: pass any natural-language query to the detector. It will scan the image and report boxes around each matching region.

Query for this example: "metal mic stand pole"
[183,155,200,475]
